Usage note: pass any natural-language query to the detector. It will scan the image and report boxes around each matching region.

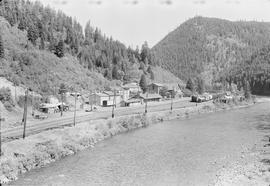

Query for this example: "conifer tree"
[150,70,155,80]
[0,35,4,58]
[186,78,194,92]
[55,39,64,58]
[112,65,118,80]
[197,77,205,94]
[139,74,147,93]
[27,23,39,45]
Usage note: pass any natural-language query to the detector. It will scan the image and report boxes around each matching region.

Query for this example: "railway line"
[2,98,201,142]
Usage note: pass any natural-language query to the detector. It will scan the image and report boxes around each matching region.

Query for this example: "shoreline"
[0,100,256,184]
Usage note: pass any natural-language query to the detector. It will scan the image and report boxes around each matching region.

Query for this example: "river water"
[10,102,269,186]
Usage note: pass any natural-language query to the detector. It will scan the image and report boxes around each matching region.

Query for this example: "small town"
[0,0,270,185]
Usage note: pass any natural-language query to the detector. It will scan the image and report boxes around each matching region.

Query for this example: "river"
[9,102,269,186]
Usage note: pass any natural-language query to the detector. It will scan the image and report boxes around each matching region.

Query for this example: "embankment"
[0,101,254,184]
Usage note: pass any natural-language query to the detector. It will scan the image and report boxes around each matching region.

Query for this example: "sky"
[31,0,270,48]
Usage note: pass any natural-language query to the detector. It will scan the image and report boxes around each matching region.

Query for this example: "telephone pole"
[171,91,173,111]
[73,93,77,126]
[32,91,35,116]
[61,92,64,116]
[22,89,28,139]
[145,90,148,114]
[112,90,116,118]
[0,107,2,156]
[90,90,93,111]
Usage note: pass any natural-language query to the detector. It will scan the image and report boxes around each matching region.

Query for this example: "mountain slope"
[0,16,112,95]
[0,0,182,96]
[152,16,270,86]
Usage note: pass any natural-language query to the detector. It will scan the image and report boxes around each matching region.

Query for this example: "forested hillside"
[152,16,270,89]
[228,44,270,95]
[0,0,180,95]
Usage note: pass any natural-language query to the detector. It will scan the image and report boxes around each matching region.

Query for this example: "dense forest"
[0,0,162,94]
[226,44,270,95]
[152,16,270,92]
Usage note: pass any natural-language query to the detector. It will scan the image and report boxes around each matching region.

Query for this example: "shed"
[89,91,121,107]
[122,82,141,94]
[121,98,142,107]
[148,83,164,94]
[131,93,162,103]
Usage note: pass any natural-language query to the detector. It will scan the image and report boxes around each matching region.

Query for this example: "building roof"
[122,82,140,89]
[141,93,162,99]
[104,91,121,96]
[39,103,62,109]
[95,93,108,97]
[94,91,121,97]
[110,86,125,91]
[124,98,141,104]
[131,93,162,100]
[148,83,164,87]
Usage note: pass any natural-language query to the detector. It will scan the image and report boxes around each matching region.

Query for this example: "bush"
[4,101,13,111]
[17,95,41,108]
[0,87,15,111]
[0,87,12,102]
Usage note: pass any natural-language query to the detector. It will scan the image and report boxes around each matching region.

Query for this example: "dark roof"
[122,83,140,88]
[124,98,141,103]
[131,93,162,100]
[148,83,164,87]
[103,91,120,96]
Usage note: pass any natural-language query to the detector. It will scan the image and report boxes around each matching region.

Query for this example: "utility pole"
[145,90,148,114]
[90,90,93,111]
[73,93,77,126]
[32,91,35,116]
[0,107,2,156]
[14,84,17,103]
[23,89,28,139]
[171,91,173,111]
[112,89,116,118]
[61,92,64,117]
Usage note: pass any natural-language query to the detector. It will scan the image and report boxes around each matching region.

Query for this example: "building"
[166,83,183,98]
[131,93,162,103]
[90,91,121,107]
[122,83,141,94]
[121,98,142,107]
[148,83,164,94]
[111,86,130,101]
[39,103,58,114]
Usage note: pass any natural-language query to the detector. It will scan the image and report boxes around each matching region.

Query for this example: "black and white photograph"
[0,0,270,185]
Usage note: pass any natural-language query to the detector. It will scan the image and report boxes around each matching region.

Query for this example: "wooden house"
[147,83,164,94]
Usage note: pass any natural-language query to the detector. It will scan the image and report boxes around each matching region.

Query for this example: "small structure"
[121,98,142,107]
[122,82,141,94]
[167,84,183,98]
[131,93,162,103]
[46,95,59,104]
[39,103,58,114]
[39,103,69,114]
[148,83,164,94]
[111,86,130,101]
[90,91,121,107]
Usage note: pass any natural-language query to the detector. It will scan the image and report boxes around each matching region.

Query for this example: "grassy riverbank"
[0,100,254,184]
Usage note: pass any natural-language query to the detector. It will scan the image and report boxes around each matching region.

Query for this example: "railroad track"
[2,100,200,142]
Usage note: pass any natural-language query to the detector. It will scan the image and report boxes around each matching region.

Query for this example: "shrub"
[17,95,42,108]
[0,87,15,111]
[4,101,13,111]
[0,87,12,102]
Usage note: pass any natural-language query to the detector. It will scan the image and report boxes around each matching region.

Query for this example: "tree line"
[0,0,156,83]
